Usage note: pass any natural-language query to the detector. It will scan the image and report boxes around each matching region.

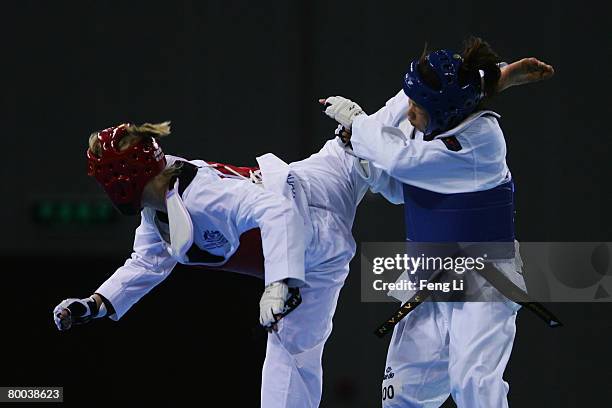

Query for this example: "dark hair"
[417,42,441,90]
[417,36,502,99]
[459,36,501,98]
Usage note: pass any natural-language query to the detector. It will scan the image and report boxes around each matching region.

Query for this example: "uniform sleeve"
[351,113,498,192]
[351,158,404,204]
[95,213,177,320]
[189,179,306,287]
[365,89,407,125]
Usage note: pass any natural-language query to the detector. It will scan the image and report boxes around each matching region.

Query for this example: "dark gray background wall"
[1,1,610,407]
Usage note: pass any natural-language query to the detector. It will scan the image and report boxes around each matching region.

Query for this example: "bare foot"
[498,58,555,91]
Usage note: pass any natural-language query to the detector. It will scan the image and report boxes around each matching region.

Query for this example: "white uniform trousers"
[382,290,520,408]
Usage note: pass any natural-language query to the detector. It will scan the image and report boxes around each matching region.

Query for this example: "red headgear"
[87,123,167,215]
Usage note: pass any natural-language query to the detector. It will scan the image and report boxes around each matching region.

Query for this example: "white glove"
[259,281,302,331]
[53,296,106,331]
[323,96,365,129]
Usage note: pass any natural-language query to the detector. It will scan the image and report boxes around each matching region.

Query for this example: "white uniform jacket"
[351,90,511,193]
[96,155,307,320]
[351,91,526,301]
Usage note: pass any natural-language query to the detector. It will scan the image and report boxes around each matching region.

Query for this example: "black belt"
[374,251,563,338]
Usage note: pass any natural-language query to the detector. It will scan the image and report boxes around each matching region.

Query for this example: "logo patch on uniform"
[383,367,395,380]
[202,230,229,250]
[440,136,462,151]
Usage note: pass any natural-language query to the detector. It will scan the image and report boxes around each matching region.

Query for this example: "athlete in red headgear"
[86,123,168,215]
[53,56,552,408]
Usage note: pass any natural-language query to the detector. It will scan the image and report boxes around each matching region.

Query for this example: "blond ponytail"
[88,121,172,157]
[125,121,171,139]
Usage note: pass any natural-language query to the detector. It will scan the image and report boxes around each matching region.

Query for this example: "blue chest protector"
[375,179,563,332]
[403,181,515,256]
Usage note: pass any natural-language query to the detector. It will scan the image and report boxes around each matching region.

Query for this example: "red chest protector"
[196,228,264,279]
[206,161,260,180]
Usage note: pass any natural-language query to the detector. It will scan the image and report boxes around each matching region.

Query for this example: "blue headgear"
[402,49,483,135]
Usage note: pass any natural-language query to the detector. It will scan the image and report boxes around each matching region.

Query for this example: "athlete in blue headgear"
[321,37,554,407]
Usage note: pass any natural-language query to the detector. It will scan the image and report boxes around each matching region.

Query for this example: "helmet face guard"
[402,49,483,135]
[86,124,166,216]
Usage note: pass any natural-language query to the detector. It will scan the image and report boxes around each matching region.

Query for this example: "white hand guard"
[53,296,105,331]
[259,281,302,330]
[323,96,365,129]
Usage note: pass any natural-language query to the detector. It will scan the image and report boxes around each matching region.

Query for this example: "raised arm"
[53,212,177,330]
[319,57,555,137]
